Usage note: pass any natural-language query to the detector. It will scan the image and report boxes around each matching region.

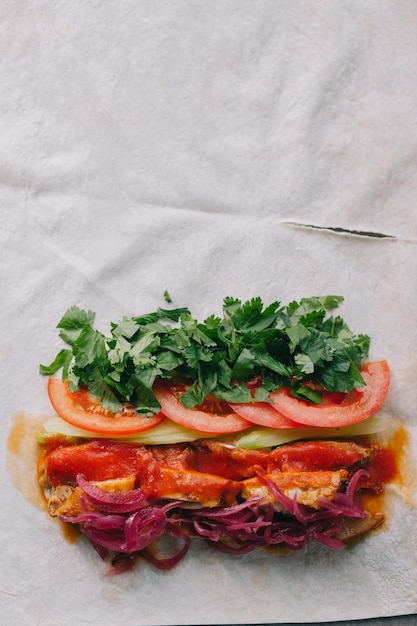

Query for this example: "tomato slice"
[268,360,390,428]
[47,378,166,435]
[229,401,303,429]
[152,382,251,433]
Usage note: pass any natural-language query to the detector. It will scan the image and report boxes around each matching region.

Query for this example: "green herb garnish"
[40,295,369,415]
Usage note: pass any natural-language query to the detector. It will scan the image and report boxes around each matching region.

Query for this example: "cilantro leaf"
[85,367,123,412]
[72,326,107,369]
[291,385,323,404]
[286,323,310,347]
[111,318,140,340]
[40,294,370,413]
[214,384,254,403]
[57,306,95,345]
[39,349,72,377]
[157,307,190,322]
[294,353,315,375]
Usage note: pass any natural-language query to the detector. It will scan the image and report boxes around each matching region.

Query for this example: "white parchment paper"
[1,2,417,624]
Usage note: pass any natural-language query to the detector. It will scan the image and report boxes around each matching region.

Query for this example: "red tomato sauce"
[41,436,391,494]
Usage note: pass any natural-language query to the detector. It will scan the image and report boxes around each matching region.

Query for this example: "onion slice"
[76,475,147,513]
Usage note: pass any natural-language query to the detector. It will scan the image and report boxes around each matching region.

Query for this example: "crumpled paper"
[1,2,417,625]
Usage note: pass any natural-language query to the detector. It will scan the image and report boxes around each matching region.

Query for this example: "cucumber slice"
[38,413,388,449]
[227,414,389,449]
[39,416,216,444]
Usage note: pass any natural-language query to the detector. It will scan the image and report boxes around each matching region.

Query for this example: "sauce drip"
[362,422,414,496]
[7,412,46,510]
[7,412,80,543]
[358,422,416,524]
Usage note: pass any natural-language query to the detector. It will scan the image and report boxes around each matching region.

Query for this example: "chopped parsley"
[40,295,370,415]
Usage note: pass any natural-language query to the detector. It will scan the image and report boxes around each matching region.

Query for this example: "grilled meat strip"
[40,438,379,512]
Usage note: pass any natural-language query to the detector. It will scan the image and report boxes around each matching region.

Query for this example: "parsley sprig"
[40,295,370,415]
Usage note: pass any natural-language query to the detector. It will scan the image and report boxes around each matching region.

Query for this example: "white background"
[1,2,417,624]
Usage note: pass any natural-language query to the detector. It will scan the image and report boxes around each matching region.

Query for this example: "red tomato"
[47,378,166,435]
[152,382,251,433]
[268,360,390,428]
[229,401,303,429]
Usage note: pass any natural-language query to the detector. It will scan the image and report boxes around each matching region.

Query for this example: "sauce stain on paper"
[369,419,416,507]
[7,412,80,543]
[7,412,46,509]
